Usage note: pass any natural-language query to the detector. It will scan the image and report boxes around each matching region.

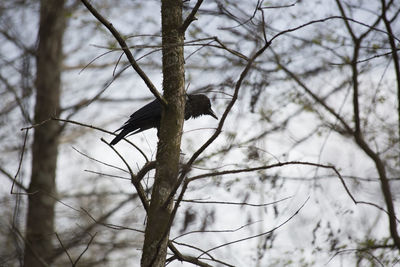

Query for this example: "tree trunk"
[141,0,185,266]
[24,0,66,266]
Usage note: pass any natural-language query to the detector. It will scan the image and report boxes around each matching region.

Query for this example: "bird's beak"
[208,108,218,120]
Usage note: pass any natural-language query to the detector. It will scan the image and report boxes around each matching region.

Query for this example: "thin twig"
[72,146,128,173]
[22,117,149,162]
[11,129,30,194]
[55,232,73,265]
[260,0,299,9]
[73,232,97,266]
[173,220,263,241]
[84,169,130,181]
[269,15,400,44]
[80,207,144,233]
[179,195,292,207]
[197,196,310,257]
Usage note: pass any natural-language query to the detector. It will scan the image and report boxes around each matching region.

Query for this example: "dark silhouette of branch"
[217,0,262,31]
[167,242,214,267]
[72,146,128,174]
[272,50,353,134]
[173,220,262,241]
[101,138,149,211]
[22,117,149,162]
[327,248,385,267]
[198,197,310,257]
[336,0,400,250]
[190,159,400,226]
[73,232,97,267]
[50,195,139,261]
[1,165,26,192]
[273,53,400,224]
[381,0,400,160]
[188,161,337,181]
[80,0,165,105]
[260,1,299,9]
[0,73,31,123]
[61,58,128,113]
[168,241,235,267]
[11,129,29,194]
[179,195,292,207]
[212,37,249,60]
[269,15,400,44]
[137,161,156,181]
[181,0,204,33]
[80,207,143,233]
[54,232,73,265]
[329,49,400,65]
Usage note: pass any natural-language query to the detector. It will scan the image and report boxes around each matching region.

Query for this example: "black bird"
[110,94,217,145]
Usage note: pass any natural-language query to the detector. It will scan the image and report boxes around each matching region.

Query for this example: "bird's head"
[186,94,218,120]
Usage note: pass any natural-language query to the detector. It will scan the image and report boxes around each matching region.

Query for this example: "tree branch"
[101,138,149,211]
[167,242,214,267]
[80,0,165,105]
[181,0,204,33]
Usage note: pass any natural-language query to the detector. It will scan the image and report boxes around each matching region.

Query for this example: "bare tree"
[23,0,66,266]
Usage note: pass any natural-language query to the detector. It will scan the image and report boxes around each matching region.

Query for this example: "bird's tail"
[110,130,129,145]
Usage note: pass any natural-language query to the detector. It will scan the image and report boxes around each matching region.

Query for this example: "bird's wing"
[111,99,162,145]
[116,98,162,133]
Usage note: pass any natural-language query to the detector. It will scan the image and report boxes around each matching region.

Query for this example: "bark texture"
[24,0,66,266]
[141,0,185,266]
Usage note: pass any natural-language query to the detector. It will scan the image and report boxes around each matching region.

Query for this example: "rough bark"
[141,0,185,266]
[23,0,66,266]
